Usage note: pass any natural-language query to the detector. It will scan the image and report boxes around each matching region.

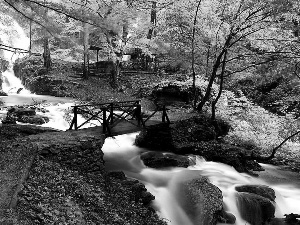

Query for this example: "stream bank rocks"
[235,184,276,225]
[0,90,8,96]
[172,172,231,225]
[1,125,166,225]
[136,115,262,173]
[1,106,49,125]
[140,151,191,168]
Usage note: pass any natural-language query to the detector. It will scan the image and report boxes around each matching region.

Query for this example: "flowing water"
[1,18,300,225]
[102,133,300,225]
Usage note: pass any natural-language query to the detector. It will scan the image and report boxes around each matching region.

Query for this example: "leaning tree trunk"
[197,35,232,111]
[211,49,227,120]
[251,130,300,162]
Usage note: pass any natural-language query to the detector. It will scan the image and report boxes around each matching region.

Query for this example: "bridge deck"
[69,100,170,136]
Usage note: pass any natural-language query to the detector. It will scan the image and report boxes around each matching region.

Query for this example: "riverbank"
[0,125,167,224]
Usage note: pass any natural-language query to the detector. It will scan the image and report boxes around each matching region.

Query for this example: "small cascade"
[0,13,30,95]
[2,67,30,95]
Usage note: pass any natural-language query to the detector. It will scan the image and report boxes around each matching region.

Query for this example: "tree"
[43,0,51,71]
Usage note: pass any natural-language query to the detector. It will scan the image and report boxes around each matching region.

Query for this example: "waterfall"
[0,13,30,94]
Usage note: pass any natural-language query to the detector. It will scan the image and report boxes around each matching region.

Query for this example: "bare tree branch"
[3,0,54,36]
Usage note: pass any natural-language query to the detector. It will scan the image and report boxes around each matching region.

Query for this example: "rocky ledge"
[136,114,262,173]
[0,125,166,225]
[1,106,50,125]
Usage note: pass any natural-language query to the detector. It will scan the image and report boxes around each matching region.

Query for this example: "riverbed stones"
[235,184,276,224]
[236,191,276,225]
[174,173,223,225]
[140,151,190,168]
[218,210,236,224]
[135,115,263,173]
[4,106,50,125]
[235,184,276,201]
[0,90,7,96]
[18,115,49,125]
[135,115,229,152]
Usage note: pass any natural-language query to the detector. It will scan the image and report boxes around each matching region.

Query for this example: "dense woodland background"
[1,0,300,110]
[1,0,300,148]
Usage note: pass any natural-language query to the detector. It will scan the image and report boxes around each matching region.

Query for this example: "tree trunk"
[43,1,51,71]
[147,1,157,39]
[252,130,300,162]
[43,37,51,71]
[192,0,203,108]
[197,35,232,111]
[29,19,32,55]
[196,50,225,111]
[211,49,227,120]
[122,20,129,45]
[82,0,89,79]
[82,21,90,79]
[111,60,120,89]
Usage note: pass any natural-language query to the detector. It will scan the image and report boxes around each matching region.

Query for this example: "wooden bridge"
[69,100,170,136]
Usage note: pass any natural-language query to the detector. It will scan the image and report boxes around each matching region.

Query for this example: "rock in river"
[140,151,191,168]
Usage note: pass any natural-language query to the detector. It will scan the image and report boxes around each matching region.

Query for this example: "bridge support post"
[162,105,170,124]
[74,106,78,130]
[102,108,107,133]
[110,103,114,124]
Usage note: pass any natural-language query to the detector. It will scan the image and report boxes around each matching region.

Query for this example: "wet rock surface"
[218,211,236,224]
[140,151,191,168]
[235,184,276,202]
[135,115,262,173]
[2,106,50,125]
[236,192,275,225]
[135,115,229,151]
[0,125,166,225]
[0,90,8,96]
[175,174,223,225]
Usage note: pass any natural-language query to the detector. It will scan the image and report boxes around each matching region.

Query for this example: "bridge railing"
[69,100,170,135]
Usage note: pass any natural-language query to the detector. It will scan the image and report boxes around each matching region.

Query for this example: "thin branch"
[192,0,203,108]
[23,0,105,28]
[253,130,300,161]
[225,58,276,76]
[3,0,54,36]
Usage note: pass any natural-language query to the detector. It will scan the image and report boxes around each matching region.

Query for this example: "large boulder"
[235,184,276,225]
[8,107,36,117]
[140,151,191,168]
[18,115,50,125]
[0,90,7,96]
[135,115,262,173]
[236,192,275,225]
[135,115,230,152]
[5,107,50,125]
[192,141,263,173]
[174,173,223,225]
[235,185,276,202]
